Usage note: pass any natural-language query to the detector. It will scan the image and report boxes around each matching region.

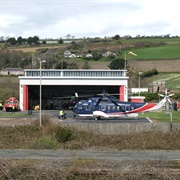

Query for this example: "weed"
[31,114,52,127]
[29,136,58,149]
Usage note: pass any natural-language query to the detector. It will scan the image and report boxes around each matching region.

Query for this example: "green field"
[122,44,180,60]
[122,37,180,43]
[139,111,180,122]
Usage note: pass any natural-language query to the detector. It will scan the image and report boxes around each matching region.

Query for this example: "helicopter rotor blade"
[168,93,174,97]
[158,94,164,97]
[167,98,172,104]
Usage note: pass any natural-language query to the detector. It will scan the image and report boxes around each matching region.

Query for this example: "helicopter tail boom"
[145,95,169,112]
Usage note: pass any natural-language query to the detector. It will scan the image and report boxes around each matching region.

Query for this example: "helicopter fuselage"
[72,96,156,119]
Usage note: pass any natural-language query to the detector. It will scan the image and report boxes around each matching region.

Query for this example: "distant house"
[76,54,83,58]
[64,50,71,57]
[69,54,76,58]
[85,53,93,58]
[0,68,24,75]
[102,51,116,57]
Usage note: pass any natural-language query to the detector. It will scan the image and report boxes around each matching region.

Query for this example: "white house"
[64,50,71,57]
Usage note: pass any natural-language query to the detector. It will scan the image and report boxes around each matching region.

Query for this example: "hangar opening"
[28,85,120,110]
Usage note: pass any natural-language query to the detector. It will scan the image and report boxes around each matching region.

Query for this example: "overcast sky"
[1,0,180,39]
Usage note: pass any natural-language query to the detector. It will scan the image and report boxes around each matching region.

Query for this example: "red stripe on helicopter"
[132,103,156,113]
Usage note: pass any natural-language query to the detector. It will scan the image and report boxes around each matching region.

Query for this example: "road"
[0,110,151,124]
[0,149,180,161]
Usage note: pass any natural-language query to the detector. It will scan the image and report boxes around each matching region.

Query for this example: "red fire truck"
[4,97,19,112]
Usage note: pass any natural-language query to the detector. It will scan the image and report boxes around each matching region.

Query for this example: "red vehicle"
[4,97,19,112]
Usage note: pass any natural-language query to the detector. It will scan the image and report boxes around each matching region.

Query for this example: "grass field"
[139,111,180,122]
[123,44,180,60]
[145,72,180,90]
[122,37,180,43]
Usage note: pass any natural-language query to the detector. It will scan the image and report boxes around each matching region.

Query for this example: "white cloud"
[0,0,180,39]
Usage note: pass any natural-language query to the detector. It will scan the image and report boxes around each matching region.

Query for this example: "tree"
[69,41,81,50]
[32,36,39,44]
[55,61,68,69]
[6,37,16,45]
[108,58,125,69]
[17,36,23,44]
[58,38,63,44]
[27,37,32,44]
[42,40,46,44]
[0,49,31,69]
[112,34,120,40]
[92,52,102,61]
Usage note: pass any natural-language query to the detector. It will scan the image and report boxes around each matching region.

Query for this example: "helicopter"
[72,89,173,120]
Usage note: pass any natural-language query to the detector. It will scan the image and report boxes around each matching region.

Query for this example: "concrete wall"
[62,123,180,135]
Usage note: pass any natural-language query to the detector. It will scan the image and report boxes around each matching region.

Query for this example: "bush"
[138,92,159,102]
[55,126,73,143]
[140,69,158,77]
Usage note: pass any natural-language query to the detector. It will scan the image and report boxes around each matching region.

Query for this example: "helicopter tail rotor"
[158,88,174,105]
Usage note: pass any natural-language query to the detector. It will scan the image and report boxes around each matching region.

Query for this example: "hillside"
[7,37,180,72]
[3,37,180,92]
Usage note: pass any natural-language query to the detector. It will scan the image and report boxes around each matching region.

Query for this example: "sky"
[1,0,180,39]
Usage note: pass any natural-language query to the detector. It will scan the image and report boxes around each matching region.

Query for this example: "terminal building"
[19,69,129,111]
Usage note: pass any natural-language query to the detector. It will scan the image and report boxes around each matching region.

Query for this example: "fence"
[62,122,180,135]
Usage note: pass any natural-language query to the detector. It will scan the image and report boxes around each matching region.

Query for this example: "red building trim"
[23,85,28,110]
[128,96,145,103]
[119,85,124,101]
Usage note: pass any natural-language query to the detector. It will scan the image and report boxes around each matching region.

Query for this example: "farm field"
[138,111,180,122]
[126,44,180,60]
[145,73,180,90]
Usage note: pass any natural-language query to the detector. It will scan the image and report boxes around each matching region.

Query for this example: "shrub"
[140,69,158,77]
[55,126,73,143]
[139,92,159,102]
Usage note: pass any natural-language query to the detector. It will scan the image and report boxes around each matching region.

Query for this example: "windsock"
[128,51,137,56]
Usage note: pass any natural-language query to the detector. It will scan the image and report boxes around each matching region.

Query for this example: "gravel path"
[0,149,180,161]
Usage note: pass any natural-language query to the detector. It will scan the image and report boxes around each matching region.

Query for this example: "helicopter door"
[86,101,92,111]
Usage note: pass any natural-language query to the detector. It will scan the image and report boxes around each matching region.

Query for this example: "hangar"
[19,69,129,111]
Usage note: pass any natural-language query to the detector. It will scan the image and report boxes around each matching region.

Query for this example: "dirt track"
[0,149,180,161]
